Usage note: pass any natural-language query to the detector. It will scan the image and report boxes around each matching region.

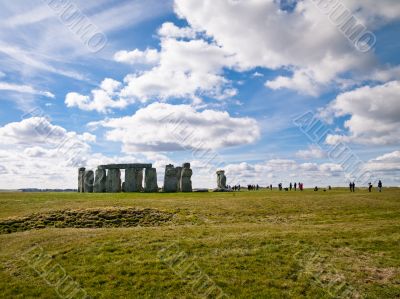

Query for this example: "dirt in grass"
[0,208,175,234]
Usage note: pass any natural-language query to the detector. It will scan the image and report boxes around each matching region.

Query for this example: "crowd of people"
[228,180,384,192]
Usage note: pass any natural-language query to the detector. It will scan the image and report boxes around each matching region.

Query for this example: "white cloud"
[158,22,197,39]
[173,0,396,95]
[364,150,400,172]
[119,38,237,103]
[114,48,160,65]
[0,82,54,98]
[296,145,327,159]
[323,81,400,145]
[65,78,126,113]
[89,102,260,152]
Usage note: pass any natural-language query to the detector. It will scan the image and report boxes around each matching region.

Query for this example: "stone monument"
[180,163,193,192]
[164,164,178,192]
[144,168,158,192]
[125,168,143,192]
[78,167,85,192]
[106,169,121,193]
[84,170,94,193]
[94,168,106,193]
[216,170,227,189]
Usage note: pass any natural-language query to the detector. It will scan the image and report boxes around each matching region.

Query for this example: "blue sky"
[0,0,399,189]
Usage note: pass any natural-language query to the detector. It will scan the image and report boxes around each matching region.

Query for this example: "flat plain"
[0,189,399,298]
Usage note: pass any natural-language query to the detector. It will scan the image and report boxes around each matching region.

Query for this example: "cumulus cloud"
[158,22,197,39]
[322,80,400,145]
[296,145,327,159]
[89,102,260,152]
[364,150,400,172]
[174,0,397,95]
[119,38,237,103]
[114,48,160,65]
[0,117,100,188]
[65,78,126,113]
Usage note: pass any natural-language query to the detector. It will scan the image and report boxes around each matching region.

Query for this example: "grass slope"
[0,189,399,298]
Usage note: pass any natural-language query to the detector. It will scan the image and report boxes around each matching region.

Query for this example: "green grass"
[0,189,399,298]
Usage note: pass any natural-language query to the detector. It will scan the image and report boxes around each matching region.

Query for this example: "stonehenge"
[163,164,178,192]
[180,163,193,192]
[216,170,227,189]
[144,168,158,192]
[162,163,193,192]
[78,162,194,193]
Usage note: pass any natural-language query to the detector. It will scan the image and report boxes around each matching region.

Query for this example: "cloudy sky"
[0,0,399,189]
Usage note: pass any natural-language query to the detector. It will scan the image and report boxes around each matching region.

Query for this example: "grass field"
[0,189,399,298]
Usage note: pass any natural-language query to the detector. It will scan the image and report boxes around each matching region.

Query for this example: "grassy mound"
[0,208,174,234]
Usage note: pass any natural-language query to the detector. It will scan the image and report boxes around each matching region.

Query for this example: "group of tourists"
[368,180,383,192]
[350,180,384,192]
[247,184,259,191]
[276,182,304,191]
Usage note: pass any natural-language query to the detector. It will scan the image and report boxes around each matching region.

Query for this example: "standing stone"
[122,182,126,192]
[94,168,106,193]
[106,169,121,193]
[125,168,144,192]
[144,168,158,192]
[84,170,94,193]
[78,167,85,192]
[176,166,182,192]
[216,170,227,189]
[163,164,178,192]
[180,163,192,192]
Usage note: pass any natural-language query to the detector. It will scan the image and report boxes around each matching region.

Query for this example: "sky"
[0,0,399,189]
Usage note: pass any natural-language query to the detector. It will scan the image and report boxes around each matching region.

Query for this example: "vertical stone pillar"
[78,167,85,192]
[144,168,158,192]
[135,168,143,192]
[163,164,178,192]
[106,169,121,193]
[176,166,182,192]
[216,170,227,189]
[180,163,193,192]
[125,168,143,192]
[84,170,94,193]
[94,168,106,193]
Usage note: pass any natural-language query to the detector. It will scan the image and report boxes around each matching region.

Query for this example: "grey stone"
[125,168,143,192]
[106,169,121,193]
[98,163,152,170]
[84,170,94,193]
[180,163,192,192]
[144,168,158,192]
[163,164,178,192]
[78,167,85,192]
[216,170,227,189]
[175,167,182,192]
[122,182,126,192]
[94,168,106,193]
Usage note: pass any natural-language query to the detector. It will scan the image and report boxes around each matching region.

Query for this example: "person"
[289,182,292,191]
[294,182,297,191]
[270,184,272,190]
[299,183,304,191]
[352,182,355,192]
[328,185,332,190]
[368,183,372,192]
[378,180,383,192]
[349,182,353,192]
[256,184,259,191]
